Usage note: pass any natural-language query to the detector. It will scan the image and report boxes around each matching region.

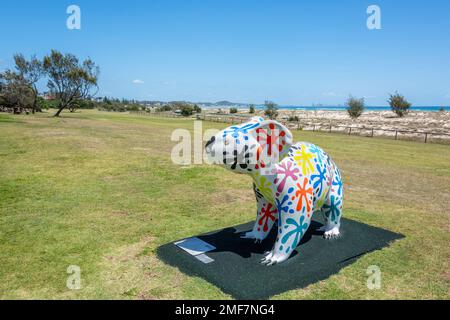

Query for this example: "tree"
[0,95,6,112]
[0,70,35,113]
[13,54,43,113]
[179,104,194,117]
[249,104,255,114]
[346,96,365,119]
[43,50,99,117]
[264,100,278,119]
[156,104,173,112]
[0,76,6,110]
[169,102,195,116]
[193,104,202,113]
[229,107,238,114]
[388,92,411,117]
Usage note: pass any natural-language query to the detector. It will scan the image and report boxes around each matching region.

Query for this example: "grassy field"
[0,109,449,299]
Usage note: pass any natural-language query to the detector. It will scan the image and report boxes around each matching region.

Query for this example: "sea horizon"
[208,105,450,112]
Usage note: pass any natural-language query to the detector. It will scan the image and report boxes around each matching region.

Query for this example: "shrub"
[156,104,173,112]
[36,96,48,110]
[229,107,238,114]
[77,99,95,109]
[288,115,299,122]
[193,104,202,113]
[180,104,194,117]
[264,100,278,119]
[36,96,59,110]
[249,104,255,114]
[346,96,365,119]
[126,104,141,112]
[439,107,445,112]
[388,92,411,117]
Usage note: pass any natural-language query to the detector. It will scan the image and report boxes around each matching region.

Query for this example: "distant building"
[39,92,56,100]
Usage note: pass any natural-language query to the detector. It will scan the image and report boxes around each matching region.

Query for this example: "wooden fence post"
[424,133,428,143]
[395,131,398,140]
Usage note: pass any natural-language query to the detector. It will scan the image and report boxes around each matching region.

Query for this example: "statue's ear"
[252,120,293,169]
[249,116,265,124]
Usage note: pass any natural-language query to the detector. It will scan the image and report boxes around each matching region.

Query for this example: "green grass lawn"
[1,109,449,299]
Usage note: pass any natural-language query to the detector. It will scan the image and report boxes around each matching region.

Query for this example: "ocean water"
[251,106,450,112]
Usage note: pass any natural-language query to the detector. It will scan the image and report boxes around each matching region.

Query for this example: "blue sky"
[1,0,449,105]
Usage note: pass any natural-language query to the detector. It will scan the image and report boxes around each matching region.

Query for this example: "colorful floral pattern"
[280,215,309,253]
[323,195,342,224]
[257,203,277,232]
[293,147,315,175]
[311,164,327,197]
[274,162,299,194]
[293,178,313,213]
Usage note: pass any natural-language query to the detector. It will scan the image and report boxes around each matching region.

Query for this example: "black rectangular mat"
[157,216,404,299]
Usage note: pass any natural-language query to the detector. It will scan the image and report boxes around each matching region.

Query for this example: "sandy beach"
[278,110,450,132]
[202,109,450,143]
[205,109,450,132]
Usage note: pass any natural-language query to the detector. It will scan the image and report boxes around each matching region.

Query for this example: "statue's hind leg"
[321,168,343,239]
[241,184,278,243]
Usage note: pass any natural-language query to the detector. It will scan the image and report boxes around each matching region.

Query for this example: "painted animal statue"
[205,117,344,265]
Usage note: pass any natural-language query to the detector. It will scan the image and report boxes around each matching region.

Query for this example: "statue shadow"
[198,220,325,259]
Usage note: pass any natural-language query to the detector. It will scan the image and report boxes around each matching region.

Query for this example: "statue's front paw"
[324,226,340,239]
[260,251,289,266]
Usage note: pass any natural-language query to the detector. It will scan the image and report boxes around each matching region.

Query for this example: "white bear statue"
[205,117,343,265]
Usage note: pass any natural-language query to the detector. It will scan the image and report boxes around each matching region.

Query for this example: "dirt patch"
[111,211,131,217]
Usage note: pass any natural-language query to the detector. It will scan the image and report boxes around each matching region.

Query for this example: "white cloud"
[132,79,144,85]
[321,91,345,97]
